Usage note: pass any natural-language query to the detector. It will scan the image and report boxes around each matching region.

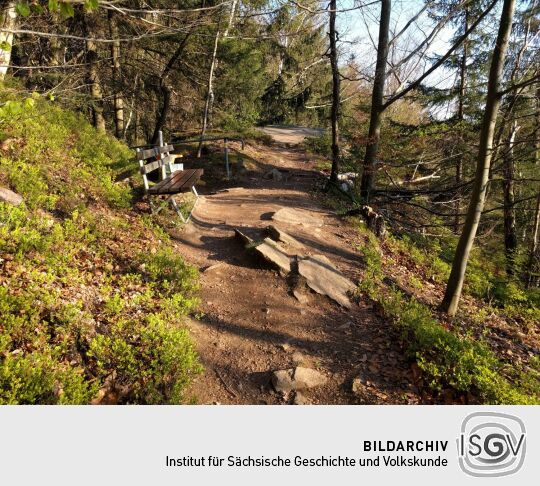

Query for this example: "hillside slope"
[0,98,202,404]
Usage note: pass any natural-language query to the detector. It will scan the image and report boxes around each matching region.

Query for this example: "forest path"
[174,131,420,404]
[260,125,325,144]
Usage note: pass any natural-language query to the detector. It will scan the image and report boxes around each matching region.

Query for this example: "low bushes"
[0,98,202,404]
[356,224,538,404]
[378,288,538,404]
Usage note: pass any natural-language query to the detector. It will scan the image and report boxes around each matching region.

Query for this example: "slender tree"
[151,33,191,144]
[108,11,124,139]
[359,0,391,201]
[454,6,469,232]
[502,116,519,274]
[0,0,17,81]
[84,14,106,133]
[328,0,340,183]
[197,26,220,157]
[526,85,540,287]
[441,0,517,316]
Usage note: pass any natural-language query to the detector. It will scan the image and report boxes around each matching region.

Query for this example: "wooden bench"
[136,143,203,223]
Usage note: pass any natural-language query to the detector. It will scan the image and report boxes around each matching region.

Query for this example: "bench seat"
[148,168,203,195]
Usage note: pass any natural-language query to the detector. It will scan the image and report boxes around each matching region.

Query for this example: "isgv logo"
[457,412,526,477]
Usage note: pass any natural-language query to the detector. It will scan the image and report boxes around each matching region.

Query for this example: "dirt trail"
[260,125,325,145]
[174,132,421,404]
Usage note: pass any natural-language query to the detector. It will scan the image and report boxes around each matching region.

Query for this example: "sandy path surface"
[171,132,421,405]
[260,125,325,145]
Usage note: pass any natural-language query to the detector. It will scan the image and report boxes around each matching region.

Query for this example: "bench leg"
[169,196,187,224]
[188,186,201,221]
[149,197,170,215]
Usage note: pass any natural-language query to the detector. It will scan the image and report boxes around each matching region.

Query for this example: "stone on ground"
[292,289,309,304]
[272,207,323,228]
[297,254,355,308]
[271,366,327,392]
[264,168,283,181]
[351,377,364,395]
[253,238,292,273]
[266,225,304,249]
[0,187,23,206]
[202,262,225,274]
[291,352,309,366]
[293,392,309,405]
[234,228,253,246]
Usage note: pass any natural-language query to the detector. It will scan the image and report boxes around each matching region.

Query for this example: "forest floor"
[167,128,425,405]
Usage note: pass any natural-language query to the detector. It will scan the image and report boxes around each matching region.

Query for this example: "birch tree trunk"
[328,0,340,184]
[197,27,220,158]
[223,0,238,38]
[526,87,540,287]
[108,11,124,139]
[196,4,235,156]
[84,16,106,133]
[454,8,469,233]
[359,0,391,201]
[527,193,540,287]
[0,1,17,81]
[502,118,518,275]
[441,0,516,316]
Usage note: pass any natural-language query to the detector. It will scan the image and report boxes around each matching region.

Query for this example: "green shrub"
[89,316,202,404]
[303,133,332,157]
[2,98,133,212]
[143,248,199,298]
[379,288,538,404]
[0,351,95,405]
[0,97,202,404]
[3,160,58,210]
[356,227,384,298]
[492,280,529,306]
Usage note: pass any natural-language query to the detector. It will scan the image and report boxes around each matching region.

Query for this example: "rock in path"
[271,366,327,392]
[266,225,304,249]
[253,238,292,273]
[234,228,253,246]
[272,207,323,228]
[298,254,355,308]
[293,392,309,405]
[292,289,309,304]
[264,168,283,181]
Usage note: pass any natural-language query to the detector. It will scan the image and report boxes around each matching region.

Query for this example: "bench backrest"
[136,144,174,192]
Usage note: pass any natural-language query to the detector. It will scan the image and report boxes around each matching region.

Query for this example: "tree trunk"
[49,36,64,66]
[328,0,340,183]
[454,8,469,233]
[152,85,171,144]
[197,27,220,158]
[527,193,540,287]
[526,88,540,287]
[84,17,106,133]
[108,11,124,139]
[0,1,17,81]
[440,0,516,316]
[223,0,238,38]
[502,119,518,275]
[359,0,391,201]
[151,33,191,144]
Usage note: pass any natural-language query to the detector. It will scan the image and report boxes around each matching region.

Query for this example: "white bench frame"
[136,141,199,223]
